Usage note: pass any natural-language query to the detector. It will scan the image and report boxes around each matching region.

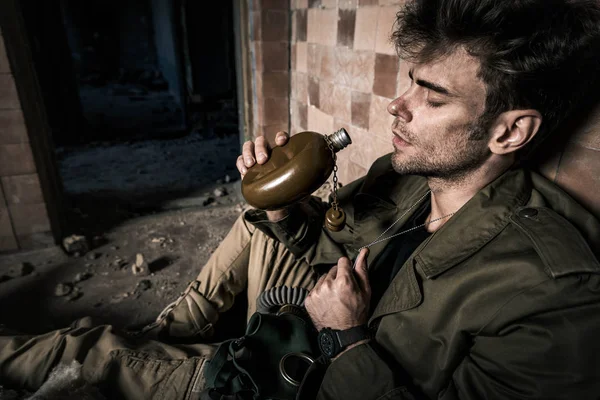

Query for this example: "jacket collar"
[353,156,531,280]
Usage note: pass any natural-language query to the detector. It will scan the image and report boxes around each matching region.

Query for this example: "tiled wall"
[0,31,52,253]
[290,0,407,185]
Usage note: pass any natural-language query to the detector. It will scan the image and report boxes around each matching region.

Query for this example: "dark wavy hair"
[392,0,600,155]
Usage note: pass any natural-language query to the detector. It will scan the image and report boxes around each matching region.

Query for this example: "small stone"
[203,197,215,206]
[62,234,89,256]
[224,174,232,183]
[213,187,227,198]
[131,264,143,275]
[111,246,119,251]
[66,287,82,302]
[87,252,100,260]
[180,221,186,226]
[74,272,93,283]
[7,262,34,278]
[151,237,166,244]
[54,283,73,297]
[137,279,152,291]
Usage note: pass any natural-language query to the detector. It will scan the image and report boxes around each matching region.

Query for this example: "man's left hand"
[305,248,371,331]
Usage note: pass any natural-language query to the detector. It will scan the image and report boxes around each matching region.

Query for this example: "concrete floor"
[0,188,245,335]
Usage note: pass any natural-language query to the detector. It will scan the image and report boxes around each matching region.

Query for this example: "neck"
[425,160,511,232]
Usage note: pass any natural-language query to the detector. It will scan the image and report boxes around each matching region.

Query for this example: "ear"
[488,109,543,155]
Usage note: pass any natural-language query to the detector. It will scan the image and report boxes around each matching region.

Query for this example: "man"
[2,0,600,398]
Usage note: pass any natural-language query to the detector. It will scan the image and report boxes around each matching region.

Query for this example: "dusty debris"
[54,283,73,297]
[62,235,89,256]
[213,187,228,198]
[111,246,119,251]
[74,272,93,283]
[203,197,215,206]
[66,287,82,302]
[131,253,149,275]
[87,252,100,260]
[6,262,35,278]
[136,279,152,291]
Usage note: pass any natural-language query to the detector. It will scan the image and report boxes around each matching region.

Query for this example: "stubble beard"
[391,121,491,183]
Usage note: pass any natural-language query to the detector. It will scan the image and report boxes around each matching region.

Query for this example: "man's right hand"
[237,131,290,221]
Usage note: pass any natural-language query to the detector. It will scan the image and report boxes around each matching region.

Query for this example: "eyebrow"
[409,69,455,97]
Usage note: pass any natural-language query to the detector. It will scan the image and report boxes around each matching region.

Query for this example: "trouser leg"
[150,212,319,341]
[0,318,215,400]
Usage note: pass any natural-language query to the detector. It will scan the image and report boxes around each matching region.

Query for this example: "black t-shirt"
[369,200,431,312]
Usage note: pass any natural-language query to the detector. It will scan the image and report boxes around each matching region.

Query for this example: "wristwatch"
[317,325,370,360]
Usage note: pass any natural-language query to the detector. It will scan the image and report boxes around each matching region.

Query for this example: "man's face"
[388,48,491,180]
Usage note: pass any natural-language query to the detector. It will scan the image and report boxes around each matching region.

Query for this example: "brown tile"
[320,46,336,83]
[332,84,352,122]
[299,101,308,130]
[309,0,321,7]
[262,97,290,125]
[319,80,335,115]
[307,44,323,77]
[262,10,289,42]
[296,42,308,72]
[291,43,297,70]
[339,0,358,8]
[261,0,290,9]
[555,142,600,218]
[261,42,289,72]
[353,7,379,51]
[264,72,290,99]
[375,6,398,55]
[252,41,263,72]
[1,174,43,204]
[8,203,50,236]
[308,105,335,133]
[0,37,10,73]
[373,53,399,98]
[350,50,375,92]
[359,0,378,5]
[352,91,371,129]
[308,76,320,108]
[0,143,36,176]
[291,100,308,131]
[333,47,354,87]
[297,0,309,8]
[337,9,356,48]
[0,75,20,109]
[251,11,262,41]
[262,124,290,146]
[296,9,307,41]
[0,109,28,144]
[369,94,394,140]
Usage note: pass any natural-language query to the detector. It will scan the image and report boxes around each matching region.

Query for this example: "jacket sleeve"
[243,176,366,267]
[317,282,600,400]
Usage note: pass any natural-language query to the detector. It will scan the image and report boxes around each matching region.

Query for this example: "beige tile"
[350,50,375,92]
[307,9,319,44]
[0,143,36,176]
[351,91,371,129]
[8,203,51,236]
[297,0,309,8]
[369,94,394,139]
[307,44,323,77]
[359,0,378,5]
[332,84,352,122]
[320,45,336,83]
[333,47,354,87]
[308,105,335,134]
[1,174,43,205]
[318,9,339,46]
[375,6,398,55]
[0,75,21,110]
[0,36,10,73]
[378,0,404,5]
[396,59,411,98]
[0,109,28,144]
[295,72,309,104]
[346,160,368,183]
[296,41,308,72]
[322,0,338,7]
[353,7,379,51]
[339,0,358,8]
[320,80,336,115]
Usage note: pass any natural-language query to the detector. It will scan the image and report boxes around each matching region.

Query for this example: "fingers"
[274,131,290,147]
[254,135,270,164]
[242,141,256,168]
[236,155,248,177]
[353,248,370,295]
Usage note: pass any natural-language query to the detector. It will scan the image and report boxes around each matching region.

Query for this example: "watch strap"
[336,324,369,348]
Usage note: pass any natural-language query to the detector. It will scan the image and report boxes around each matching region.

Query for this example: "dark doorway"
[19,0,241,238]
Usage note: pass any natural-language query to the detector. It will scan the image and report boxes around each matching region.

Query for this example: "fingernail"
[241,167,247,175]
[257,152,267,162]
[245,157,254,166]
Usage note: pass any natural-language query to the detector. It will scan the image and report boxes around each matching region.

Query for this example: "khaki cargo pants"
[0,213,319,399]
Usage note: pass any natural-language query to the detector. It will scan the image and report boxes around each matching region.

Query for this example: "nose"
[387,94,412,123]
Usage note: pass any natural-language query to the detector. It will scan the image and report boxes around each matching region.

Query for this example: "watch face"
[319,330,336,357]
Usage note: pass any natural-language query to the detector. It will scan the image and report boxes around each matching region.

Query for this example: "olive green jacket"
[249,154,600,400]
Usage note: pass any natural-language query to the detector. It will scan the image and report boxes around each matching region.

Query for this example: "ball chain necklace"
[352,190,456,269]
